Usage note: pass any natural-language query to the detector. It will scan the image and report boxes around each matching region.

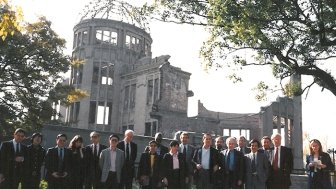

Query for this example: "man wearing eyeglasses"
[45,133,72,189]
[85,131,107,189]
[0,128,27,189]
[100,134,125,189]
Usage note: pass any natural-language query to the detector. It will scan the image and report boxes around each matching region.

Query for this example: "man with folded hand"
[45,133,72,189]
[0,128,28,189]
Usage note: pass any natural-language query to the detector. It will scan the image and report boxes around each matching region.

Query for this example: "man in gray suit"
[99,134,125,189]
[179,132,195,189]
[245,139,269,189]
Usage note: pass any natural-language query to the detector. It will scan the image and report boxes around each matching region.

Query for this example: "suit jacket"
[161,152,187,188]
[0,140,27,178]
[137,152,162,186]
[45,146,72,181]
[99,147,124,183]
[306,152,334,189]
[221,149,245,184]
[117,141,137,179]
[85,143,107,179]
[245,152,269,189]
[270,146,293,187]
[179,143,195,176]
[259,148,273,164]
[192,146,220,183]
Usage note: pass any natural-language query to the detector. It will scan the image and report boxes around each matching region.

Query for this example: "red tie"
[273,147,279,170]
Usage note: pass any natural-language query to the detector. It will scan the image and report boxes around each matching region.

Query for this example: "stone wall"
[290,175,308,189]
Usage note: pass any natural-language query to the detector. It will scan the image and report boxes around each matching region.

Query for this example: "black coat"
[306,152,334,189]
[45,147,72,181]
[25,144,46,178]
[137,152,162,187]
[117,141,137,179]
[70,147,86,189]
[0,140,27,179]
[192,146,220,184]
[84,143,107,180]
[221,149,245,187]
[161,152,187,189]
[268,146,293,189]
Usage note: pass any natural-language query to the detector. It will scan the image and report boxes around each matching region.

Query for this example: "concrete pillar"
[260,105,273,137]
[291,74,303,169]
[284,117,289,146]
[277,115,281,133]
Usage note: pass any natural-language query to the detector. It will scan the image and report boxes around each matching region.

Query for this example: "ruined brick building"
[59,18,303,168]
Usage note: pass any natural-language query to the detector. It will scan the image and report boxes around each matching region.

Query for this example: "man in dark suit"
[162,140,188,189]
[260,136,272,189]
[84,131,107,189]
[117,129,137,189]
[235,135,250,188]
[268,133,293,189]
[245,139,269,189]
[192,133,220,189]
[260,136,273,163]
[0,128,27,189]
[179,132,195,189]
[144,132,168,156]
[222,137,245,189]
[45,133,72,189]
[214,136,225,189]
[138,140,163,189]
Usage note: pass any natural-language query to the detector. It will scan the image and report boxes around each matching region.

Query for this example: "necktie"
[252,153,256,172]
[94,144,98,157]
[227,150,234,170]
[59,148,64,160]
[183,145,187,158]
[126,143,130,161]
[16,143,20,155]
[273,147,278,170]
[151,154,155,170]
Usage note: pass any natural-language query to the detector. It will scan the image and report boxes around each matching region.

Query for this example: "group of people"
[0,129,137,189]
[0,128,334,189]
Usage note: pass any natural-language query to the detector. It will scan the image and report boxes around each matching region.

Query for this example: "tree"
[139,0,336,99]
[0,16,73,134]
[0,0,23,40]
[81,0,335,99]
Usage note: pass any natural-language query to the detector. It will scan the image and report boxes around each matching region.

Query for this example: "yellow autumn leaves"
[0,0,23,40]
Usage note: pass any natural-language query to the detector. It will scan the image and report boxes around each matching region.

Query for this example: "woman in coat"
[306,139,334,189]
[69,135,86,189]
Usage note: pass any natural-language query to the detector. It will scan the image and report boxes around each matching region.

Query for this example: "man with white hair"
[268,133,293,189]
[222,137,244,189]
[117,130,138,189]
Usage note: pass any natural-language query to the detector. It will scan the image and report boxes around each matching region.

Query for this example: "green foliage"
[284,81,302,97]
[135,0,336,99]
[0,16,71,134]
